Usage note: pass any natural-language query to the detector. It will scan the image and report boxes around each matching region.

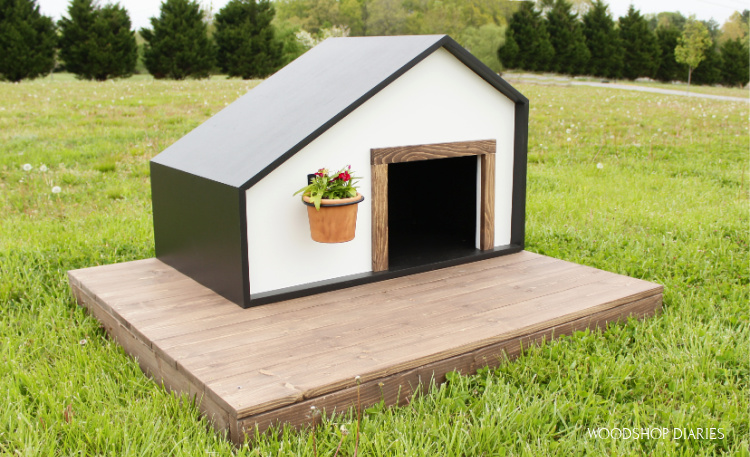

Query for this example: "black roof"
[151,35,527,189]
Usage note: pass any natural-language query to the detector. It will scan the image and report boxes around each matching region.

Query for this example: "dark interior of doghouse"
[388,155,478,270]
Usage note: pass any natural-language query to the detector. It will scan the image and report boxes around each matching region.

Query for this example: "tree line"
[1,0,747,87]
[0,0,284,81]
[499,0,748,87]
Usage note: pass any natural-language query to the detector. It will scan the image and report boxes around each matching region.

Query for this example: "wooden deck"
[68,251,662,444]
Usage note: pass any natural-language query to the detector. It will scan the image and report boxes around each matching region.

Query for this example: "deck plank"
[182,261,590,382]
[68,251,662,443]
[235,293,662,441]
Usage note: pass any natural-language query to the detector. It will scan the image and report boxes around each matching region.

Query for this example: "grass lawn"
[1,76,747,456]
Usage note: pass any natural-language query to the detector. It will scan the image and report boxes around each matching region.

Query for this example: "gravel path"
[570,81,749,102]
[502,73,749,103]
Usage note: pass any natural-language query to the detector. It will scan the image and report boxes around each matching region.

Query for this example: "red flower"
[338,171,351,182]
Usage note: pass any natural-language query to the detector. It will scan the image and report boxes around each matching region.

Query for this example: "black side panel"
[151,162,247,307]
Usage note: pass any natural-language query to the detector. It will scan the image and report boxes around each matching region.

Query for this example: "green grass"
[1,77,747,456]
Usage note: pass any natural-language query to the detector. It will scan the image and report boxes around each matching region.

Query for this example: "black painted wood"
[151,162,249,307]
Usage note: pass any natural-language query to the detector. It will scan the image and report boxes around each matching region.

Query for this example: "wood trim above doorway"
[371,139,496,165]
[370,139,496,272]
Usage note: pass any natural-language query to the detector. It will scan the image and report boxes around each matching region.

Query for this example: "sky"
[37,0,746,32]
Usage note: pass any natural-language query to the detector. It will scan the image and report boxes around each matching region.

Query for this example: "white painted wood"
[246,48,516,294]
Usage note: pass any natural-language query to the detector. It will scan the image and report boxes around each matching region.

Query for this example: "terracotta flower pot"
[302,193,364,243]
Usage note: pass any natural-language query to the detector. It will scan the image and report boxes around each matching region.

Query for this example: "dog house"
[150,35,529,308]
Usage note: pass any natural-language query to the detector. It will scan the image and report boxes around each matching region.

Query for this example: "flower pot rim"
[302,193,364,208]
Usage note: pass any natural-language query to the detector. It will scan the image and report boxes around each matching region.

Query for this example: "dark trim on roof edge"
[238,35,528,192]
[438,37,528,105]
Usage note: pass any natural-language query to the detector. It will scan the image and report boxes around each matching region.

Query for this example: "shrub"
[140,0,214,80]
[0,0,56,82]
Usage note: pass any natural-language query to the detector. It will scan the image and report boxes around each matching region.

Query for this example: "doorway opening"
[388,156,477,270]
[370,139,496,272]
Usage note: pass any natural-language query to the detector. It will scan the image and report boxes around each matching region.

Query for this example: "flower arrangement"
[294,165,360,210]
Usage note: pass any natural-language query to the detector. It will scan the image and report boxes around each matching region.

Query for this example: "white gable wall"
[245,48,516,295]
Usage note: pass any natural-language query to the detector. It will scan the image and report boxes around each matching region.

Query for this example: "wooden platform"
[68,251,662,444]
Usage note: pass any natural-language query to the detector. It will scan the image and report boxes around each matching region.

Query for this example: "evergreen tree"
[57,0,96,74]
[141,0,214,79]
[654,26,685,82]
[582,0,622,78]
[690,41,721,85]
[546,0,589,75]
[618,6,659,79]
[214,0,281,78]
[0,0,56,82]
[719,37,749,87]
[58,0,137,80]
[91,4,137,79]
[497,26,519,69]
[498,1,553,72]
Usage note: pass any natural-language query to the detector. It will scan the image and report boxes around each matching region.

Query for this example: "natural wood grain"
[236,293,662,443]
[216,282,661,416]
[370,139,498,269]
[480,153,495,250]
[176,260,583,385]
[69,271,237,434]
[370,163,388,272]
[371,140,496,165]
[68,252,662,445]
[161,256,564,361]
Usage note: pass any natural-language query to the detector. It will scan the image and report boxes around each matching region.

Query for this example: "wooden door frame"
[370,139,496,272]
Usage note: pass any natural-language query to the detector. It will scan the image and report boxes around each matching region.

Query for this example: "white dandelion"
[51,186,61,194]
[22,163,32,171]
[39,164,48,172]
[596,163,604,169]
[567,137,571,142]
